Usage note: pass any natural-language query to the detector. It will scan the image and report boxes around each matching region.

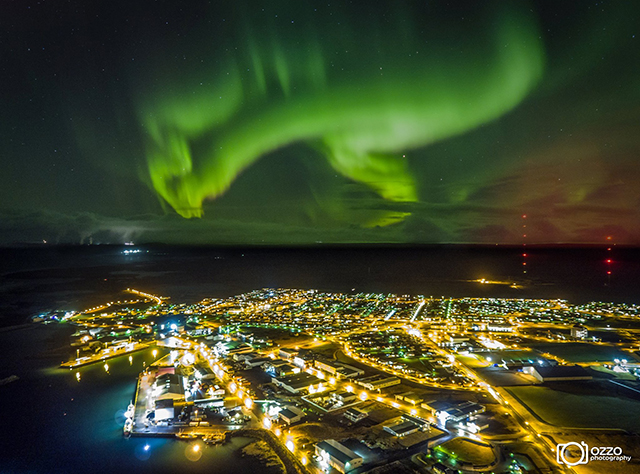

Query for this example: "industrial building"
[278,405,305,425]
[314,359,365,378]
[355,374,400,390]
[383,420,420,437]
[421,400,485,423]
[524,365,592,382]
[344,407,367,423]
[271,373,323,394]
[315,439,364,473]
[571,324,588,339]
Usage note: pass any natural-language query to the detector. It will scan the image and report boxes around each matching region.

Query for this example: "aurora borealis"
[2,1,640,244]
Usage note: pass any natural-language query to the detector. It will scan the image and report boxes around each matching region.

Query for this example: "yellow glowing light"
[301,456,308,465]
[346,385,354,393]
[263,417,272,429]
[376,396,384,402]
[244,398,253,409]
[229,382,237,394]
[359,391,368,401]
[193,444,200,452]
[329,377,336,385]
[104,363,109,372]
[286,439,295,453]
[75,372,81,381]
[274,428,281,436]
[152,349,158,358]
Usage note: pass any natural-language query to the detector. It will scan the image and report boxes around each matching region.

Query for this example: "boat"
[203,433,226,445]
[124,402,135,419]
[175,430,198,440]
[123,418,133,437]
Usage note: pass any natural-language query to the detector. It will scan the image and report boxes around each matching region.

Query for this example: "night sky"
[2,1,640,245]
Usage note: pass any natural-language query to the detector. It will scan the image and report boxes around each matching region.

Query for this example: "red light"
[522,215,527,219]
[607,271,612,275]
[607,236,612,240]
[522,253,527,257]
[606,259,612,264]
[607,248,612,251]
[523,234,527,238]
[522,262,527,266]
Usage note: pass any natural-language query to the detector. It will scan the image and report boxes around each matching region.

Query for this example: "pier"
[60,342,151,368]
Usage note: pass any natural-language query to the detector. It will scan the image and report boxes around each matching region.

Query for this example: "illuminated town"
[44,286,640,474]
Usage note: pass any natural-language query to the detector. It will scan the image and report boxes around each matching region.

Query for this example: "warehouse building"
[315,439,364,473]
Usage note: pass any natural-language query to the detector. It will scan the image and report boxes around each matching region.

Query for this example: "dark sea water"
[1,245,640,474]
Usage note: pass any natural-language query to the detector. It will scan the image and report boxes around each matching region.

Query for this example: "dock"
[60,342,151,368]
[128,369,242,439]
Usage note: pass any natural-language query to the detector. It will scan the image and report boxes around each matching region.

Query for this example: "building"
[315,359,342,375]
[344,407,367,423]
[355,374,400,391]
[314,360,365,378]
[524,365,592,382]
[233,351,259,362]
[337,364,365,378]
[278,348,298,359]
[571,324,588,339]
[279,405,305,425]
[402,414,430,429]
[432,462,458,474]
[272,373,323,394]
[487,324,514,332]
[315,439,364,473]
[264,361,299,377]
[422,400,485,423]
[440,402,485,423]
[227,344,253,356]
[395,391,423,405]
[245,356,271,368]
[332,391,357,404]
[383,420,420,437]
[154,398,175,422]
[153,373,185,401]
[421,400,453,416]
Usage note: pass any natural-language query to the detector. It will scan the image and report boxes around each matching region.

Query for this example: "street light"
[286,438,295,453]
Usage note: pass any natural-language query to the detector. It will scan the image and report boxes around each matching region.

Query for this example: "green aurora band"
[139,2,545,226]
